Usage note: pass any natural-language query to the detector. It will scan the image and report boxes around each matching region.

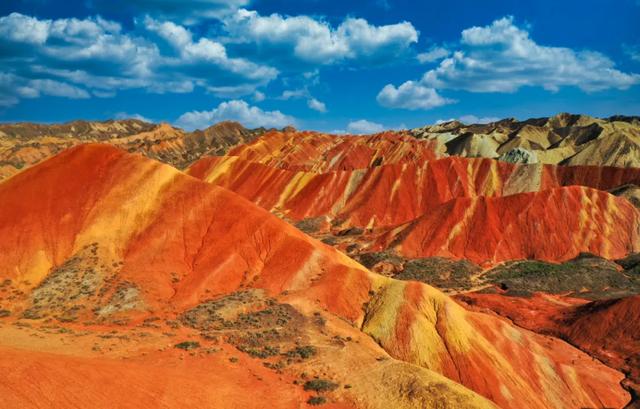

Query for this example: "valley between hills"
[0,113,639,409]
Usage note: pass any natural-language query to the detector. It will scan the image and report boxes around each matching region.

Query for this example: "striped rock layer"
[0,144,630,409]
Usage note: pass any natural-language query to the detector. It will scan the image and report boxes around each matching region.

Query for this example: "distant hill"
[0,119,267,180]
[411,112,640,167]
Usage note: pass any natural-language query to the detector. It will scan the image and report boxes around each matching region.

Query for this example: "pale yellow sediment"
[202,156,240,184]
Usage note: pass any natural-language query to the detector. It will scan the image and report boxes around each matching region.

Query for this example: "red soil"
[0,345,323,409]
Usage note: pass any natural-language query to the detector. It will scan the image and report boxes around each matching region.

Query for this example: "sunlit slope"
[189,154,640,229]
[226,130,443,171]
[379,186,640,264]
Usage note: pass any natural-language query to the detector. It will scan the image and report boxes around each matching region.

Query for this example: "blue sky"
[0,0,639,132]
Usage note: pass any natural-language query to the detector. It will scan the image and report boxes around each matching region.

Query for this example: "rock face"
[0,144,631,409]
[376,186,640,264]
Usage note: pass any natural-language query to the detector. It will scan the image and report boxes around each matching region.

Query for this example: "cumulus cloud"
[223,9,418,65]
[0,12,50,44]
[143,17,277,82]
[379,16,639,112]
[253,91,266,102]
[347,119,385,134]
[278,88,327,112]
[0,13,277,106]
[114,112,153,122]
[88,0,249,25]
[174,100,295,130]
[624,44,640,62]
[307,98,327,113]
[417,47,450,63]
[458,115,500,124]
[0,72,89,107]
[377,81,455,110]
[422,16,639,92]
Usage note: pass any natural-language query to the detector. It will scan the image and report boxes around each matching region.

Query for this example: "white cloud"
[0,13,278,105]
[378,16,639,112]
[143,17,278,82]
[114,112,153,122]
[223,9,418,65]
[278,88,327,112]
[0,13,50,44]
[0,73,89,106]
[624,44,640,62]
[422,16,639,93]
[458,115,500,124]
[347,119,385,134]
[175,100,295,130]
[417,47,449,63]
[377,80,455,110]
[89,0,250,25]
[307,98,327,113]
[27,79,90,99]
[253,91,266,102]
[280,89,307,100]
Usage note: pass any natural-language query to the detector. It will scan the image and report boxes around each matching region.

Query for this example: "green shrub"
[285,345,316,359]
[303,379,339,392]
[307,396,327,405]
[174,341,200,350]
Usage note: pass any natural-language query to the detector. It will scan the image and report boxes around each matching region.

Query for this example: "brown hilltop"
[0,118,155,140]
[0,119,266,180]
[412,112,640,167]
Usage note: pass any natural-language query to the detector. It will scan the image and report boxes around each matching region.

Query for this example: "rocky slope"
[188,153,640,265]
[0,144,630,409]
[411,113,640,167]
[457,292,640,403]
[226,129,443,171]
[0,119,265,180]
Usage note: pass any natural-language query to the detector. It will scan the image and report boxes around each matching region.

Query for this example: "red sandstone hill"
[376,186,640,264]
[0,144,630,409]
[226,130,443,171]
[188,150,640,265]
[188,154,640,230]
[457,292,640,402]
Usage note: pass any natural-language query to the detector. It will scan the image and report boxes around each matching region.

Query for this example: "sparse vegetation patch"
[174,341,200,350]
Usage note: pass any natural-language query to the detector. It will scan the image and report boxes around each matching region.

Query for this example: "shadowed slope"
[0,145,630,409]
